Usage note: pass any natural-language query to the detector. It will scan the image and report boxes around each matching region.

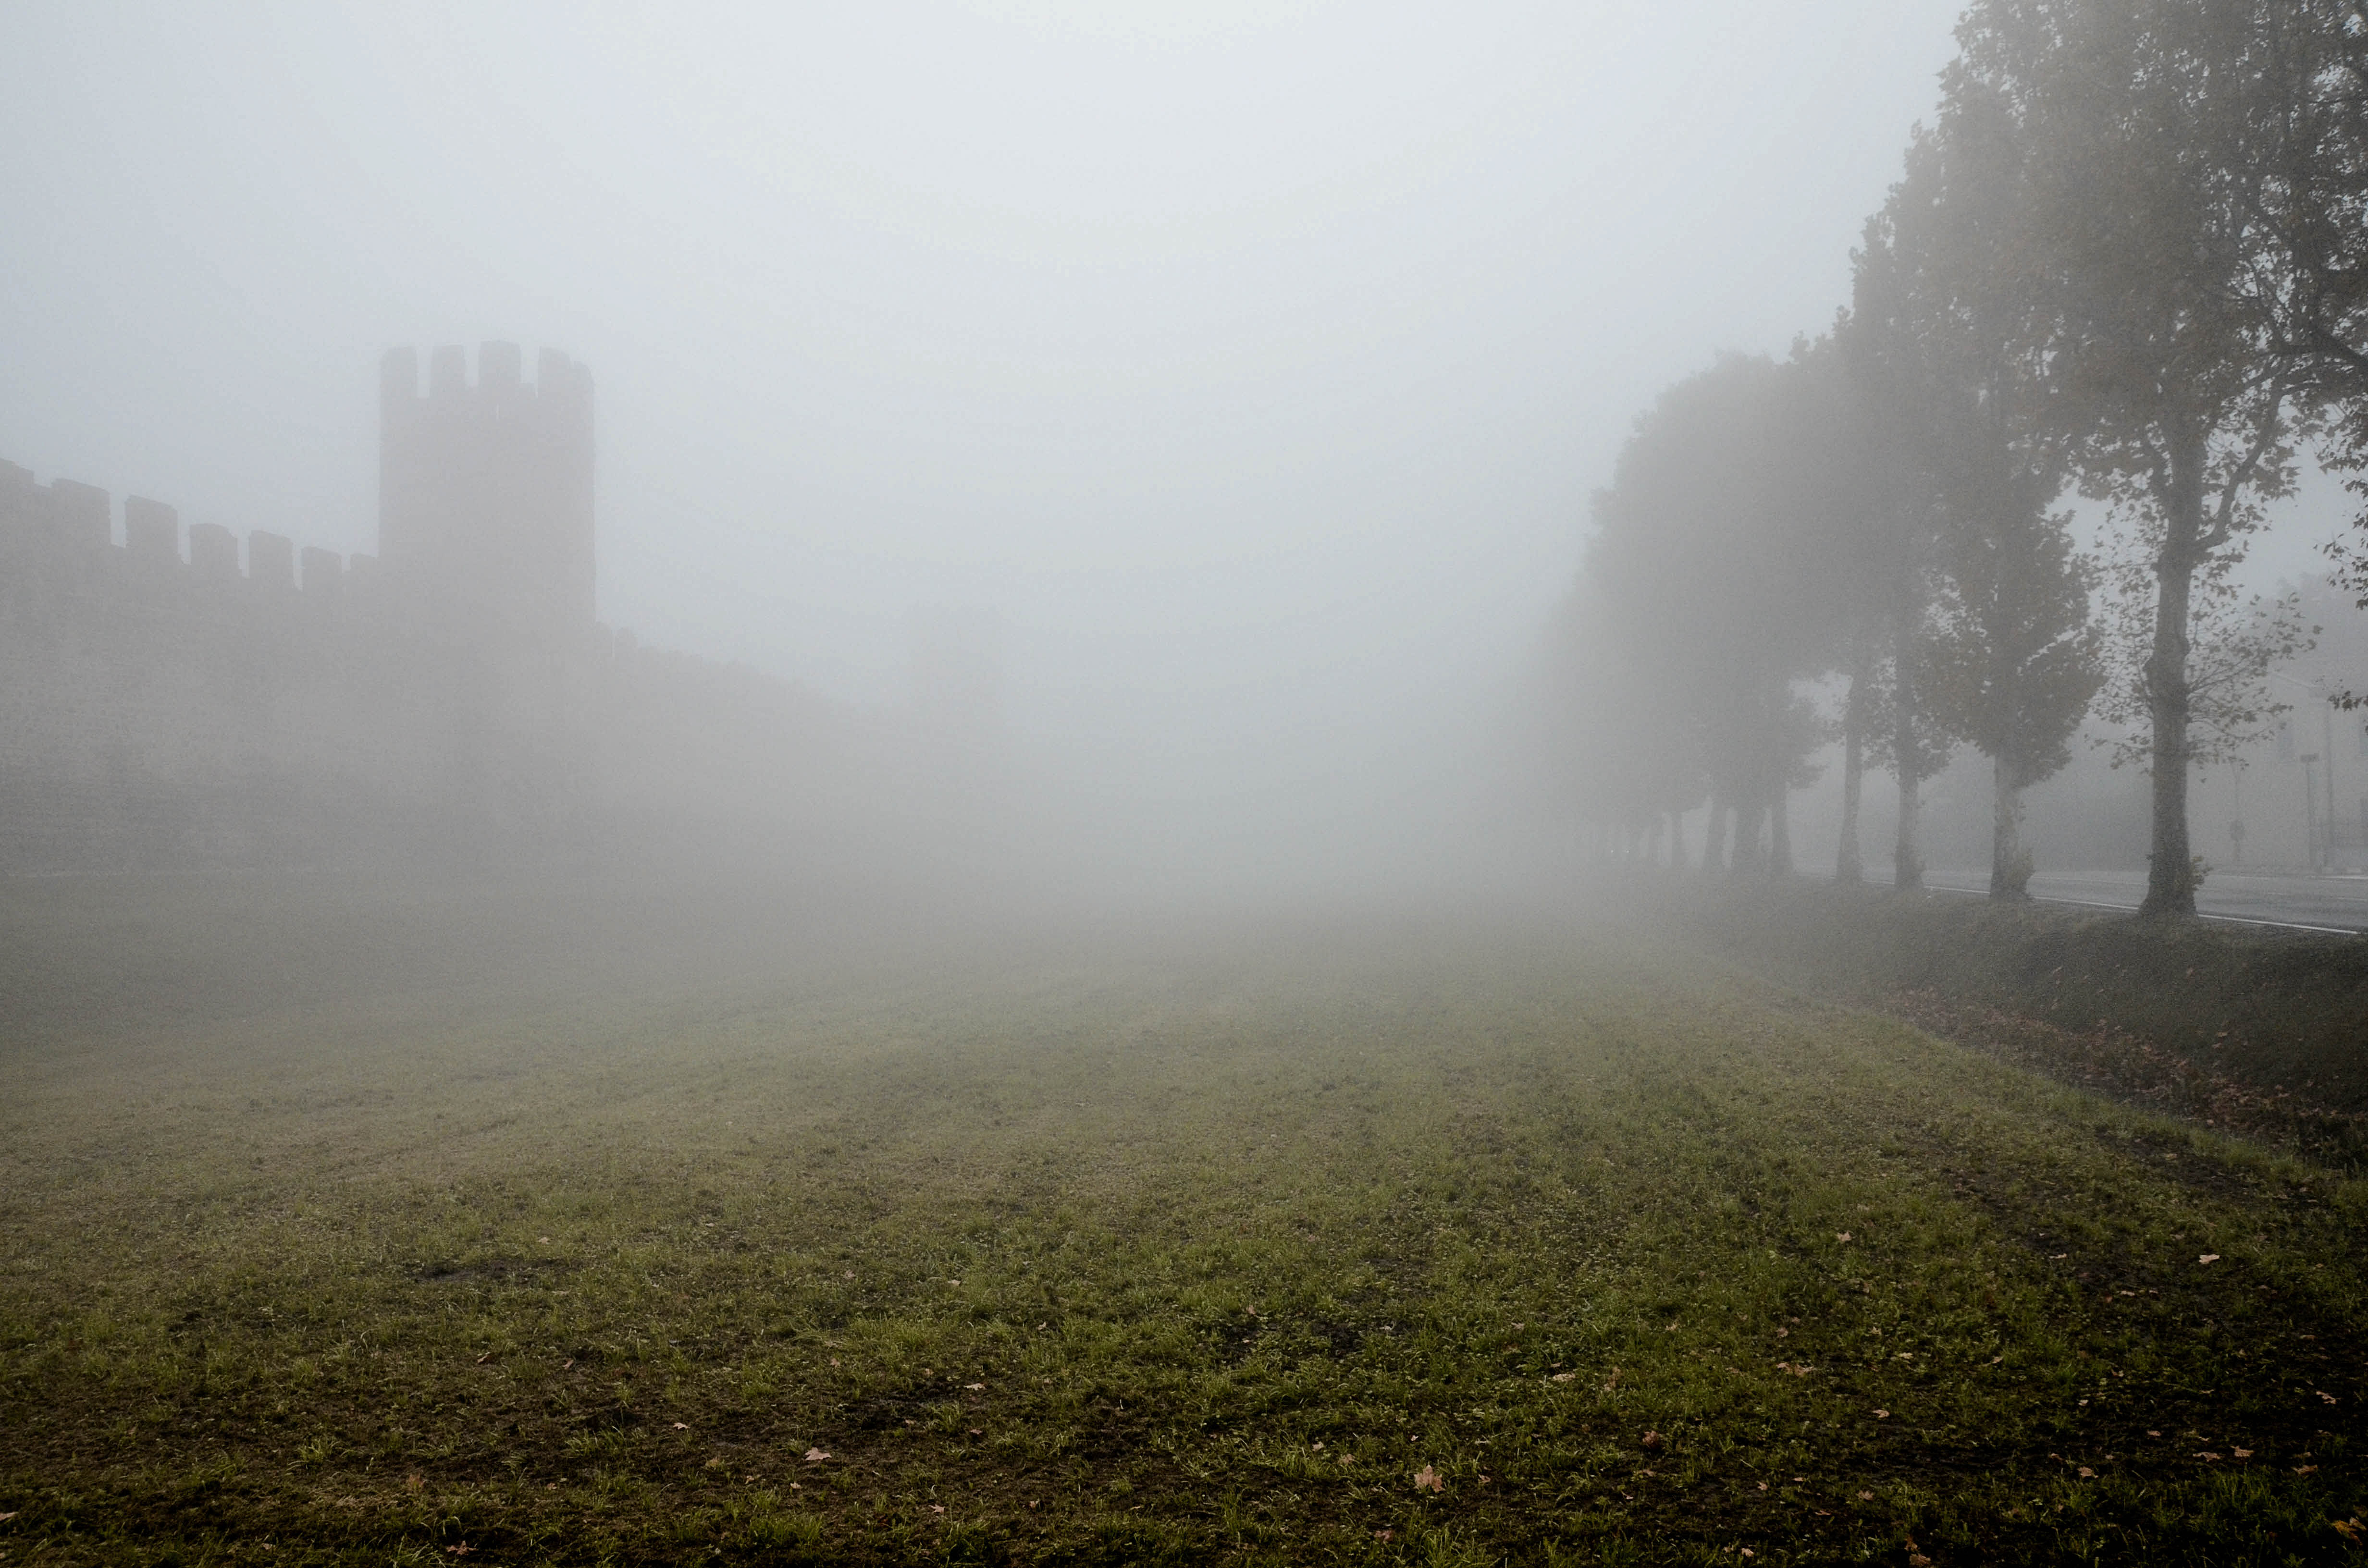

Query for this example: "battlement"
[0,458,375,600]
[378,341,593,413]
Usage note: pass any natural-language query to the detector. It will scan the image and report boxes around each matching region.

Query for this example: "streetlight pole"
[2303,753,2322,872]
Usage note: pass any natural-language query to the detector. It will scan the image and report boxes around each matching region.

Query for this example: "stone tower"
[377,343,594,634]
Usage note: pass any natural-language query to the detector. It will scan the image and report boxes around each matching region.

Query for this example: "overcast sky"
[24,0,2337,853]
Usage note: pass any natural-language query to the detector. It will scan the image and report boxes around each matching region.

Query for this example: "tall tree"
[1579,354,1856,871]
[1876,75,2106,899]
[1837,251,1953,890]
[1952,0,2309,914]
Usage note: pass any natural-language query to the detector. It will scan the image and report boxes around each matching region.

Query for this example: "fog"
[0,0,1986,892]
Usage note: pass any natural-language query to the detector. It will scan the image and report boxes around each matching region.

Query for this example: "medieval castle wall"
[0,343,915,874]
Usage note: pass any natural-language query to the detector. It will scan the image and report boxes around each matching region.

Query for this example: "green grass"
[1,879,2365,1564]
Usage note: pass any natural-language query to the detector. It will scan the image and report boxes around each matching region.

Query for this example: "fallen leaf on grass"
[1641,1430,1663,1450]
[1858,1490,1874,1501]
[0,1511,16,1521]
[2195,1452,2222,1462]
[1873,1410,1889,1420]
[474,1352,492,1364]
[1836,1233,1852,1243]
[672,1422,690,1431]
[2333,1518,2362,1542]
[1374,1530,1394,1542]
[804,1448,831,1463]
[2320,1391,2340,1405]
[2296,1464,2319,1475]
[2076,1467,2095,1478]
[1414,1465,1444,1493]
[931,1505,946,1514]
[965,1382,986,1391]
[2198,1254,2219,1265]
[2232,1448,2252,1459]
[406,1473,424,1491]
[1550,1372,1577,1383]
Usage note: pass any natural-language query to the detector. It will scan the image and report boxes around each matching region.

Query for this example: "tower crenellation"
[379,341,595,636]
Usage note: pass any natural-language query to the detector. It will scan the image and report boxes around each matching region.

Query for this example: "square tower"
[377,343,595,633]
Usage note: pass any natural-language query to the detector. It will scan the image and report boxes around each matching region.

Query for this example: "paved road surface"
[1918,867,2368,934]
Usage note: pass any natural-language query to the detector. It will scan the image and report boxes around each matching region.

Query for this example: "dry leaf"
[1414,1465,1444,1493]
[804,1448,831,1463]
[1550,1372,1578,1383]
[2197,1254,2219,1265]
[2077,1466,2095,1478]
[931,1504,946,1514]
[671,1421,690,1431]
[2196,1452,2222,1462]
[1640,1430,1663,1450]
[2320,1391,2340,1405]
[965,1382,986,1391]
[1873,1409,1889,1420]
[2296,1464,2320,1475]
[1858,1490,1874,1501]
[406,1473,424,1491]
[2232,1448,2253,1459]
[1836,1232,1852,1243]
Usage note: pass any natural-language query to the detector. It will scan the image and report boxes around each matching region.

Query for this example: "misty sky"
[10,2,2343,827]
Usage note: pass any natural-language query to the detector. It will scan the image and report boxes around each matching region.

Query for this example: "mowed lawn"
[0,879,2363,1565]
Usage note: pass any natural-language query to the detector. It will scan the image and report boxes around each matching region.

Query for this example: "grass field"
[1,876,2365,1565]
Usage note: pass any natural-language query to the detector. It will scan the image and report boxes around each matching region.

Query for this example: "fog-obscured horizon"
[8,2,2363,893]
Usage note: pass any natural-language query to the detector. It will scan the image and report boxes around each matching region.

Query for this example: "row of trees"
[1540,0,2368,913]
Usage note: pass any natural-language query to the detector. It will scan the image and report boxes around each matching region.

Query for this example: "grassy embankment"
[1651,874,2368,1163]
[0,876,2364,1565]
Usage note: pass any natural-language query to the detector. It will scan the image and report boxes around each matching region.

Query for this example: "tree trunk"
[1732,793,1766,876]
[1703,791,1729,872]
[2141,431,2203,916]
[1989,750,2031,899]
[1770,788,1793,876]
[1892,627,1923,890]
[1837,665,1866,882]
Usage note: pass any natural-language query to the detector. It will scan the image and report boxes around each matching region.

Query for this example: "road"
[1920,866,2368,934]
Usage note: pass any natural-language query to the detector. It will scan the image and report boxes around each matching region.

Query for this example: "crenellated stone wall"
[0,343,988,876]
